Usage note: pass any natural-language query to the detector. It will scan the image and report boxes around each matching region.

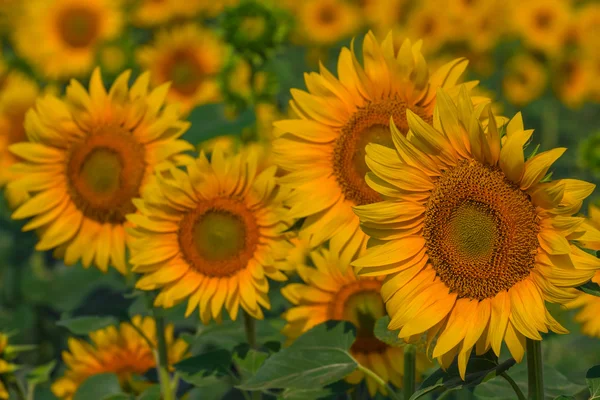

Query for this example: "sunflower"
[0,333,18,400]
[502,53,547,106]
[282,246,430,396]
[352,85,600,379]
[402,3,453,55]
[459,1,508,53]
[512,0,571,56]
[0,71,39,208]
[51,315,189,400]
[9,68,193,274]
[128,145,292,323]
[136,24,226,114]
[273,32,480,267]
[12,0,123,79]
[293,0,360,47]
[552,54,593,109]
[572,3,600,57]
[131,0,185,27]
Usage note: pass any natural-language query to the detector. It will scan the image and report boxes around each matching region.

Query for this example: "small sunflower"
[0,333,19,400]
[402,3,452,55]
[9,68,193,274]
[502,53,547,106]
[293,0,360,47]
[572,3,600,57]
[552,54,593,109]
[128,146,292,323]
[137,24,226,114]
[352,85,600,379]
[282,246,430,396]
[273,32,480,267]
[130,0,194,27]
[512,0,571,56]
[51,315,189,400]
[0,71,39,208]
[12,0,123,79]
[459,1,507,53]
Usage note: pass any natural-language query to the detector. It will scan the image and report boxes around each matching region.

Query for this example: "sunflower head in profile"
[12,0,123,79]
[512,0,571,56]
[282,246,430,396]
[352,85,600,379]
[9,68,193,274]
[0,71,39,208]
[273,31,481,268]
[293,0,360,47]
[128,145,293,323]
[136,24,226,114]
[51,315,189,400]
[502,53,547,106]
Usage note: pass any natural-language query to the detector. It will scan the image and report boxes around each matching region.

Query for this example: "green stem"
[500,372,527,400]
[356,364,401,400]
[526,339,544,400]
[154,312,174,400]
[243,312,260,400]
[403,344,416,400]
[26,382,35,400]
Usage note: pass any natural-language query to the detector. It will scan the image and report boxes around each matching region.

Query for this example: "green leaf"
[577,281,600,297]
[278,387,333,400]
[26,360,56,385]
[233,348,269,378]
[102,395,133,400]
[73,373,123,400]
[238,321,357,391]
[373,316,405,347]
[57,316,118,335]
[136,385,161,400]
[553,396,576,400]
[174,349,232,386]
[586,365,600,399]
[185,103,256,145]
[410,352,515,400]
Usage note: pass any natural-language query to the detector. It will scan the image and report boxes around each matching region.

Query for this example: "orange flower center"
[179,198,259,277]
[423,160,540,300]
[162,50,206,96]
[57,6,100,49]
[329,280,388,354]
[66,126,146,223]
[334,99,431,206]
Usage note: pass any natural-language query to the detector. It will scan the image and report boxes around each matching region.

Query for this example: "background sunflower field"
[0,0,599,399]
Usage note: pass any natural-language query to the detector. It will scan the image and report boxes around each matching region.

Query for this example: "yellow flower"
[0,332,16,400]
[12,0,123,79]
[282,246,430,396]
[458,1,508,53]
[136,24,226,114]
[352,85,600,379]
[51,315,189,400]
[369,0,410,35]
[402,3,453,55]
[0,71,39,208]
[502,53,547,106]
[552,54,594,109]
[128,146,293,323]
[569,3,600,56]
[197,135,241,157]
[293,0,360,46]
[273,32,479,268]
[512,0,571,56]
[9,68,193,274]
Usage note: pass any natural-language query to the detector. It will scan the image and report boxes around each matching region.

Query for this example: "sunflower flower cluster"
[0,1,599,399]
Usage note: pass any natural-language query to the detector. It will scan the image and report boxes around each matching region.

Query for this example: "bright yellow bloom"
[352,86,600,379]
[512,0,571,57]
[136,24,225,114]
[51,316,188,400]
[273,32,479,268]
[9,68,193,274]
[282,246,430,396]
[0,71,39,208]
[128,146,293,323]
[292,0,360,46]
[12,0,123,79]
[502,53,547,106]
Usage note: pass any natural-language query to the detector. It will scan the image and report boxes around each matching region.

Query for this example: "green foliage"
[26,361,56,386]
[238,321,358,391]
[175,349,233,385]
[56,316,118,335]
[586,365,600,399]
[72,373,124,400]
[577,281,600,297]
[373,316,405,347]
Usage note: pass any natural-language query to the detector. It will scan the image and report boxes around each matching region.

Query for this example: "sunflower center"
[179,198,259,277]
[535,10,552,29]
[318,6,337,24]
[423,160,540,300]
[334,99,431,206]
[57,6,99,49]
[164,51,205,96]
[239,16,267,41]
[329,280,388,354]
[67,126,146,224]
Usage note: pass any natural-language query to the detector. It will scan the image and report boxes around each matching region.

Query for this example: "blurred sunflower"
[552,54,593,108]
[369,0,410,35]
[52,315,188,400]
[137,24,226,113]
[403,3,452,55]
[352,86,600,378]
[293,0,360,47]
[282,247,430,396]
[128,146,292,323]
[273,32,479,266]
[572,3,600,56]
[0,71,39,208]
[0,333,18,400]
[12,0,123,79]
[512,0,571,56]
[503,53,547,106]
[460,1,507,53]
[9,68,193,273]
